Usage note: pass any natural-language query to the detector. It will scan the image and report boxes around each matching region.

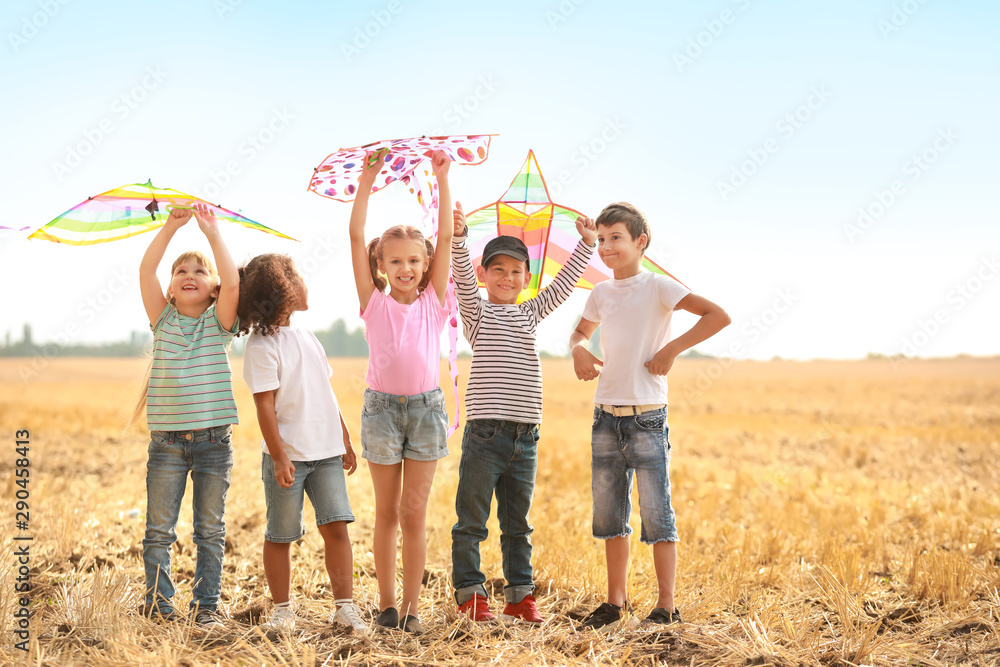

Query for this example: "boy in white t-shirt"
[569,202,731,631]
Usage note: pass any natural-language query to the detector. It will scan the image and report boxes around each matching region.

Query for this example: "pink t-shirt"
[361,285,449,396]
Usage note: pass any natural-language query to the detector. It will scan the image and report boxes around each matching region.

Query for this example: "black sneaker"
[399,614,424,634]
[376,607,399,629]
[194,608,225,630]
[581,602,631,630]
[642,607,682,625]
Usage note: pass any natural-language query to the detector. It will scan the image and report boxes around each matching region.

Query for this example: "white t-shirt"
[242,326,345,461]
[582,271,691,405]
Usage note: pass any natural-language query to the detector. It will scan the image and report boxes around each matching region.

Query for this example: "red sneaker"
[501,595,543,623]
[457,594,496,622]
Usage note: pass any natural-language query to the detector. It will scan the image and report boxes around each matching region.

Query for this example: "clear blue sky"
[1,0,997,359]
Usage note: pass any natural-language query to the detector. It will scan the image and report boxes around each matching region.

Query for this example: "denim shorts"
[591,406,679,544]
[262,452,354,543]
[360,387,449,464]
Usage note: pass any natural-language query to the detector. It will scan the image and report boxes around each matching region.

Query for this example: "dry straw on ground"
[0,357,998,666]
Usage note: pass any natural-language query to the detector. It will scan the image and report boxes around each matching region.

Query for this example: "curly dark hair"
[236,254,301,337]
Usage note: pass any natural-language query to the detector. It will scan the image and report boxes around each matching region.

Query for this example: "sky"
[1,0,997,361]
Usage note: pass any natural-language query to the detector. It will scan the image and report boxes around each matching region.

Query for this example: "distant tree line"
[1,321,718,360]
[0,320,371,358]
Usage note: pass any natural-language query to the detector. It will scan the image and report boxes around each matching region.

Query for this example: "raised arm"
[570,316,603,381]
[139,208,191,326]
[528,215,597,321]
[193,203,239,332]
[646,293,731,375]
[450,202,484,342]
[429,150,453,306]
[349,150,387,312]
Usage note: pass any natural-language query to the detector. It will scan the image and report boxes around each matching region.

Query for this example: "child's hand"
[359,149,387,186]
[575,215,597,245]
[430,149,451,178]
[272,455,296,488]
[192,202,220,237]
[453,201,467,237]
[342,442,358,475]
[645,347,677,376]
[164,207,192,230]
[572,346,603,381]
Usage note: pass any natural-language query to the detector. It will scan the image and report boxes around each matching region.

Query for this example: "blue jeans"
[591,407,678,544]
[452,419,538,605]
[143,425,233,613]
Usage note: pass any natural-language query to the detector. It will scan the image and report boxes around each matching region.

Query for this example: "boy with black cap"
[450,201,597,623]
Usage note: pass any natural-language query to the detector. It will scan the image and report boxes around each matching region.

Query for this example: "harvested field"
[1,357,998,665]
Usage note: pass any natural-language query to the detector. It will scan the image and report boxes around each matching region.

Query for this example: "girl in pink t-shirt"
[348,149,453,634]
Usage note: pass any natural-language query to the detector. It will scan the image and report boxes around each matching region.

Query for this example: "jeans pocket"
[634,412,666,432]
[431,391,448,417]
[592,407,602,428]
[361,392,385,417]
[468,420,498,442]
[150,431,170,448]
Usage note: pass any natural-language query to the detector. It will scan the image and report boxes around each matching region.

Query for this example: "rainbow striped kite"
[28,180,295,245]
[465,150,683,302]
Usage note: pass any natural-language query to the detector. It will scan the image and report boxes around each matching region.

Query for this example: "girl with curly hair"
[238,253,367,635]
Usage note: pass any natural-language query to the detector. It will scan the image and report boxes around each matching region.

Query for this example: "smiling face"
[597,221,647,277]
[378,238,429,297]
[168,257,219,313]
[476,254,531,305]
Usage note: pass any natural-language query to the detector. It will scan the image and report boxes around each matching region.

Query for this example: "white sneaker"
[262,603,296,633]
[332,601,371,635]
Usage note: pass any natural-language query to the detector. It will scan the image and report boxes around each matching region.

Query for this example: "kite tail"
[446,276,461,437]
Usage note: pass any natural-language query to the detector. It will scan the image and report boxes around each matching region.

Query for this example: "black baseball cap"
[482,235,529,266]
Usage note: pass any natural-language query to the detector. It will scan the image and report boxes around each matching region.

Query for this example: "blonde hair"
[366,225,434,292]
[166,251,220,305]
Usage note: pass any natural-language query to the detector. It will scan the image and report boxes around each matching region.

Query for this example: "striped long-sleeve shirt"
[146,303,239,430]
[452,235,594,424]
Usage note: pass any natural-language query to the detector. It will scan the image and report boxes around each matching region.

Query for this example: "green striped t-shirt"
[146,303,239,431]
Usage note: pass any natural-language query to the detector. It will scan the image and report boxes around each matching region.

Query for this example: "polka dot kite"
[308,135,494,233]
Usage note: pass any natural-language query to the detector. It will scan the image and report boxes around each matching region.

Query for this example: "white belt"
[597,404,666,417]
